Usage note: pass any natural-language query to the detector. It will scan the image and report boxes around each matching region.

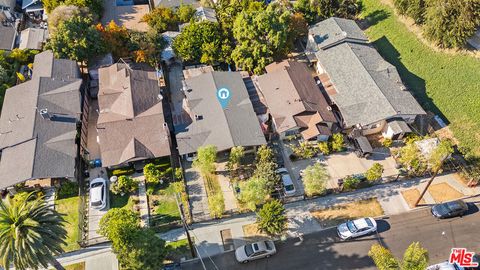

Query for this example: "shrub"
[331,133,345,152]
[174,168,183,181]
[291,141,317,159]
[193,145,217,176]
[144,163,161,185]
[342,176,360,191]
[382,138,393,148]
[208,193,225,218]
[303,163,329,197]
[403,134,421,145]
[365,163,384,182]
[57,180,78,199]
[111,175,138,195]
[111,167,135,176]
[256,200,287,236]
[318,141,330,155]
[146,185,155,196]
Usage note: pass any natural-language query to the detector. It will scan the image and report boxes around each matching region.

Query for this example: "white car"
[90,178,107,210]
[427,261,465,270]
[276,168,296,196]
[337,217,377,240]
[235,240,276,263]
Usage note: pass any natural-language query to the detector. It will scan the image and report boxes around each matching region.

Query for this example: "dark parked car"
[431,200,468,219]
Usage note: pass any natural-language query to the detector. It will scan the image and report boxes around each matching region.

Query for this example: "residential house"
[96,63,171,168]
[175,68,266,158]
[19,27,48,50]
[0,0,15,10]
[0,51,82,190]
[179,6,217,31]
[256,60,337,141]
[0,14,16,50]
[22,0,43,19]
[306,17,426,140]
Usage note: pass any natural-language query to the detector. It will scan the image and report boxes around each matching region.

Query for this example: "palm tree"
[0,192,67,270]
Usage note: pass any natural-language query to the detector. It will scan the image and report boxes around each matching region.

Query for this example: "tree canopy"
[48,5,95,33]
[142,6,179,33]
[302,162,329,196]
[365,163,384,181]
[294,0,362,24]
[43,0,103,18]
[232,4,291,74]
[256,200,287,236]
[173,21,231,64]
[46,15,106,63]
[0,193,67,270]
[238,176,270,211]
[193,145,217,175]
[369,242,429,270]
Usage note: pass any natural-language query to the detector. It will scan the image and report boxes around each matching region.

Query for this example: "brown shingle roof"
[257,61,336,138]
[97,64,170,167]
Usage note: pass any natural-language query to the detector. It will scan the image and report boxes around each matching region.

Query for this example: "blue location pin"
[217,88,231,109]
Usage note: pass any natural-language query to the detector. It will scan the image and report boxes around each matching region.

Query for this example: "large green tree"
[232,4,291,74]
[253,145,280,192]
[369,242,428,270]
[0,193,67,270]
[294,0,362,24]
[256,200,287,236]
[99,208,167,270]
[46,15,106,63]
[43,0,102,18]
[393,0,426,24]
[142,6,178,33]
[238,176,270,211]
[48,5,95,33]
[423,0,480,48]
[173,21,231,64]
[302,162,329,197]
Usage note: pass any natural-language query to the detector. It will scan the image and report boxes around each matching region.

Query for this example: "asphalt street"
[182,205,480,270]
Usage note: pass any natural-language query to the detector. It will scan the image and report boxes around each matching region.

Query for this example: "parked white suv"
[90,178,107,210]
[276,168,296,196]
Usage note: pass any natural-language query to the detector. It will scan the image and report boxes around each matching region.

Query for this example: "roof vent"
[195,114,203,121]
[400,85,407,91]
[39,108,50,119]
[327,106,332,111]
[158,94,163,101]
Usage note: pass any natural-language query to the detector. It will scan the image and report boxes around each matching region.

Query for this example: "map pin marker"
[217,88,231,109]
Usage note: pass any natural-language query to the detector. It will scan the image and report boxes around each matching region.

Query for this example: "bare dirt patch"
[310,198,384,228]
[242,223,269,242]
[401,188,425,208]
[428,183,464,203]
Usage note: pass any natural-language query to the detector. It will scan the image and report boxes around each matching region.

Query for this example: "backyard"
[360,0,480,157]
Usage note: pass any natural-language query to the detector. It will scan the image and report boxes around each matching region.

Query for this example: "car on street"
[337,217,377,240]
[235,240,276,263]
[90,178,107,210]
[431,200,469,219]
[276,168,296,196]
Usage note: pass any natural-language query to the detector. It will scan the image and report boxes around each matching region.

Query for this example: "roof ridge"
[210,72,236,147]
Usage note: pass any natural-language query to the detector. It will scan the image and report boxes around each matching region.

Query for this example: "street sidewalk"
[160,173,479,259]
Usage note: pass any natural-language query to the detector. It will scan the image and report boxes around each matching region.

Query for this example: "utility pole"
[174,193,196,258]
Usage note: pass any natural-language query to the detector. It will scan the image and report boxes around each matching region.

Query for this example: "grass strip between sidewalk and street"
[310,198,384,228]
[428,183,464,203]
[401,188,425,208]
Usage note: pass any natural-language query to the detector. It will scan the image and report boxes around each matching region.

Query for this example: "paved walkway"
[132,173,150,227]
[160,173,479,259]
[44,187,56,210]
[216,161,238,213]
[184,161,210,222]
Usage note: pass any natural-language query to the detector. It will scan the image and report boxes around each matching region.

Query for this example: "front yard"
[360,0,480,157]
[148,181,182,229]
[56,196,81,252]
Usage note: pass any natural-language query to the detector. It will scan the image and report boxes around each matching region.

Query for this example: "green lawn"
[149,181,181,226]
[359,0,480,157]
[166,238,194,262]
[55,196,80,252]
[110,192,137,210]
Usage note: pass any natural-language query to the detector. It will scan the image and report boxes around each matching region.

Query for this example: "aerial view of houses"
[0,0,479,269]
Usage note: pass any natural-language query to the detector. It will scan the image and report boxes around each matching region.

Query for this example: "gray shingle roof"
[0,51,81,189]
[0,24,16,51]
[176,71,266,155]
[97,64,171,167]
[307,18,426,127]
[19,28,48,50]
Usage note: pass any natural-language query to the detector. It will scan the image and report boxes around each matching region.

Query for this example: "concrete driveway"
[87,167,109,245]
[324,149,399,180]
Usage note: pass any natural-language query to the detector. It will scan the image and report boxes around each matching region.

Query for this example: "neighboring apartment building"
[0,51,82,190]
[96,63,171,168]
[306,17,426,139]
[256,60,337,141]
[175,68,266,158]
